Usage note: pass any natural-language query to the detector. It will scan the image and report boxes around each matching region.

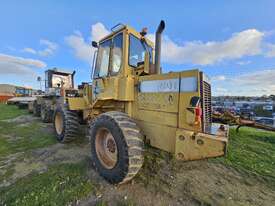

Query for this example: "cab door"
[92,33,123,102]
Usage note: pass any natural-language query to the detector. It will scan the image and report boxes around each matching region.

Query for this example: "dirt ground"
[1,114,275,206]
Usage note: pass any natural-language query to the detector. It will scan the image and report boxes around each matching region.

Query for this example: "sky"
[0,0,275,96]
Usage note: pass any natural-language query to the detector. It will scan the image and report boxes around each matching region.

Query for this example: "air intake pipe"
[155,20,165,74]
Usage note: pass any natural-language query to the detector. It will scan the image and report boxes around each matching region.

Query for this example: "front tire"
[53,105,80,143]
[89,111,144,184]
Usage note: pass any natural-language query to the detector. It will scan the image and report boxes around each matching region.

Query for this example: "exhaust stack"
[155,20,165,74]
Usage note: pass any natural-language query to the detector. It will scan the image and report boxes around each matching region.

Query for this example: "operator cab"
[44,68,75,96]
[91,24,155,80]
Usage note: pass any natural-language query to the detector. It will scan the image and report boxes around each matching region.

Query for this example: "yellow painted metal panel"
[139,71,179,81]
[68,97,90,110]
[136,120,177,153]
[178,70,201,131]
[96,77,119,100]
[138,93,178,113]
[175,129,228,161]
[118,77,134,101]
[135,109,178,127]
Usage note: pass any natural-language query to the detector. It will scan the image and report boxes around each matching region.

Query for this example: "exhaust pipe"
[155,20,165,74]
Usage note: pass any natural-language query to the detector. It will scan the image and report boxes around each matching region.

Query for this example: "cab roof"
[46,68,74,76]
[98,24,154,48]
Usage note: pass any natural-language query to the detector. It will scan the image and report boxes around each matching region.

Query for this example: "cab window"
[129,34,152,67]
[112,33,123,74]
[94,40,111,78]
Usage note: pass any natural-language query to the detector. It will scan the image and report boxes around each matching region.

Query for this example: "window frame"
[93,39,112,79]
[128,34,153,68]
[110,32,123,76]
[93,32,124,79]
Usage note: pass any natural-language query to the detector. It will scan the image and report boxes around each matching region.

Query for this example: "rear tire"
[33,100,41,117]
[89,111,144,184]
[53,105,80,143]
[41,103,52,123]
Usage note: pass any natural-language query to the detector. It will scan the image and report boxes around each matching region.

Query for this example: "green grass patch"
[0,104,28,120]
[214,127,275,183]
[0,121,57,158]
[0,161,94,206]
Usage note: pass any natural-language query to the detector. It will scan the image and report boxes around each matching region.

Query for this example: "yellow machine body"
[67,24,228,160]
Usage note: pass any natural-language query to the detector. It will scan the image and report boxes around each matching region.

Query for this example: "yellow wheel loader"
[53,21,229,184]
[32,68,78,123]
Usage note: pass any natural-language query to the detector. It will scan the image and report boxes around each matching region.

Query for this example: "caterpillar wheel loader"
[32,68,78,123]
[53,20,229,184]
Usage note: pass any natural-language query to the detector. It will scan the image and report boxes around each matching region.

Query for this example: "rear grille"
[200,74,212,127]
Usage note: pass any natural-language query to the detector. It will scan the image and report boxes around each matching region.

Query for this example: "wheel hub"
[106,138,116,153]
[95,128,118,169]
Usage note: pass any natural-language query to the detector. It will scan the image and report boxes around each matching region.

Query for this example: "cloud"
[237,60,251,65]
[156,29,264,65]
[91,22,109,42]
[232,69,275,86]
[65,31,94,63]
[38,39,58,56]
[65,22,275,67]
[0,53,46,76]
[65,22,109,63]
[213,69,275,96]
[0,53,46,68]
[213,87,231,96]
[211,75,226,81]
[21,39,58,57]
[22,47,37,54]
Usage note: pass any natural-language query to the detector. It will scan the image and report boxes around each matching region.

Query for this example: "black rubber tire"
[33,101,41,117]
[28,102,33,113]
[53,105,80,143]
[89,111,144,184]
[41,103,53,123]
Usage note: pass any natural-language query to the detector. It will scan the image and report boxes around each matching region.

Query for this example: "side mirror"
[92,41,98,48]
[143,52,150,74]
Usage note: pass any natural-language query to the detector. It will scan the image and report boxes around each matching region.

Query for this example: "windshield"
[94,40,111,78]
[129,34,152,67]
[52,74,72,88]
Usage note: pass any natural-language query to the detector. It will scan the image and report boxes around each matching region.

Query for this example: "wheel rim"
[95,128,118,169]
[55,112,63,135]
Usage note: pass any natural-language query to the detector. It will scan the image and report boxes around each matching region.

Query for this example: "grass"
[0,161,94,206]
[0,104,57,158]
[0,104,28,120]
[138,127,275,191]
[214,127,275,184]
[0,121,57,158]
[1,104,275,204]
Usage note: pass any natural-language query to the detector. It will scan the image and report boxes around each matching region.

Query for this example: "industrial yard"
[0,104,275,206]
[1,1,275,206]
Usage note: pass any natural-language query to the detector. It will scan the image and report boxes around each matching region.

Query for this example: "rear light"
[195,107,202,116]
[195,106,202,125]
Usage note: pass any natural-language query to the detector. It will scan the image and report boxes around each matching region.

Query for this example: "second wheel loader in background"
[52,20,229,184]
[31,68,78,123]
